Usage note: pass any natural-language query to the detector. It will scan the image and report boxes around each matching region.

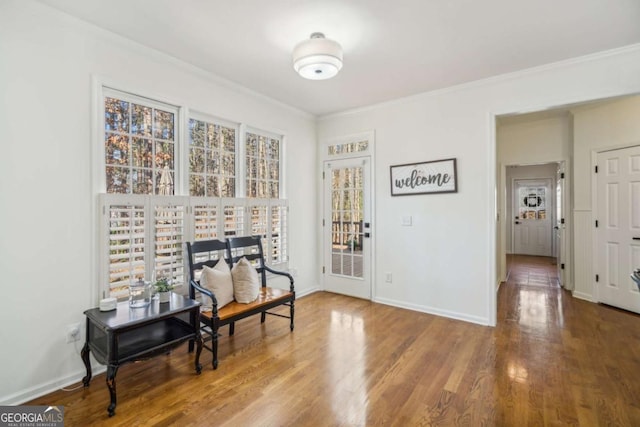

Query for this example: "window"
[328,140,369,156]
[246,131,280,198]
[188,118,237,197]
[98,88,288,300]
[104,93,177,195]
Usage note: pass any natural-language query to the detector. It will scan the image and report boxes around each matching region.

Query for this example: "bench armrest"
[190,279,220,315]
[263,265,295,293]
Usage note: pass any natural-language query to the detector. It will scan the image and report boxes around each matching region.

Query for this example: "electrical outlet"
[66,323,81,343]
[385,272,392,283]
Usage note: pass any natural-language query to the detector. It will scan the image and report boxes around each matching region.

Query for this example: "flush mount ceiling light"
[293,32,343,80]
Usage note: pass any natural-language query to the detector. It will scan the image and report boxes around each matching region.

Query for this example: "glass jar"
[129,278,152,308]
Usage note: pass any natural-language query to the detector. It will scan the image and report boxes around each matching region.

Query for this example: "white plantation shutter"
[192,199,219,241]
[270,201,288,266]
[152,197,187,287]
[100,196,288,300]
[101,194,147,299]
[223,200,245,238]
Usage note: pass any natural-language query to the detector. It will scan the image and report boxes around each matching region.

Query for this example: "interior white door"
[596,146,640,314]
[323,157,371,299]
[513,179,553,256]
[555,167,565,286]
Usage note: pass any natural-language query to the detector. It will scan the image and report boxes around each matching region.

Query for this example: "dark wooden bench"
[186,236,295,369]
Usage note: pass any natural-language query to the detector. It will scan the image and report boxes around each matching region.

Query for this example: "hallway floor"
[506,254,560,288]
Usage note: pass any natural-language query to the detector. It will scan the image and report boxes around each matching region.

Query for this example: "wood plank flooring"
[30,257,640,426]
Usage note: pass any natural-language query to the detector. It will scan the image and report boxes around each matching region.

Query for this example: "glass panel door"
[324,157,371,299]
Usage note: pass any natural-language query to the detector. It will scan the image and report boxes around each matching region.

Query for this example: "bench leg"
[212,320,219,369]
[261,311,266,323]
[229,322,235,336]
[290,301,295,331]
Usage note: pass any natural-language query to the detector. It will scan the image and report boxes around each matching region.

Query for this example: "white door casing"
[513,179,553,256]
[596,146,640,314]
[555,166,566,287]
[323,157,372,299]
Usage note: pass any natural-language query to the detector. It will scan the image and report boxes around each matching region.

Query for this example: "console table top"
[84,293,201,330]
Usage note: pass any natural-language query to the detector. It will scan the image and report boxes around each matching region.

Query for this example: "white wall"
[318,44,640,327]
[0,1,317,404]
[571,95,640,300]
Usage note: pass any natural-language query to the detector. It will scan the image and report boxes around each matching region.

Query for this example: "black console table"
[81,293,202,417]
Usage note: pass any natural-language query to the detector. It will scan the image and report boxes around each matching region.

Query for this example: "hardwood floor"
[30,260,640,426]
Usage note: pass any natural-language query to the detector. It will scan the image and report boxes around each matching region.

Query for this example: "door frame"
[320,131,376,300]
[498,159,570,293]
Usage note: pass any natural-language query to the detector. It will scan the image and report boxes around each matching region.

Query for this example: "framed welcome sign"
[390,158,457,196]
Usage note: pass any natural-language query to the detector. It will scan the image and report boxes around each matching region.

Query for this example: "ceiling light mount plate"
[293,32,343,80]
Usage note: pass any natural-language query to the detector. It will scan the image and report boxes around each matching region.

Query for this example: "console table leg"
[106,365,118,417]
[81,342,92,386]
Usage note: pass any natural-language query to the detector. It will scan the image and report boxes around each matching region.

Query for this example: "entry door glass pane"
[331,166,363,278]
[518,186,547,220]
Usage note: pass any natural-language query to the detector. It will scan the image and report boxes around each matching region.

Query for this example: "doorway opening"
[501,162,566,289]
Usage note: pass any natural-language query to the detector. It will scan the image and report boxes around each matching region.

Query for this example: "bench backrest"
[185,239,229,300]
[186,236,270,297]
[226,236,268,287]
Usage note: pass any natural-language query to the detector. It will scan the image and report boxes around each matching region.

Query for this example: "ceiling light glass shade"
[293,33,343,80]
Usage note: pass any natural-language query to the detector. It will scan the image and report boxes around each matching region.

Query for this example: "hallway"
[506,254,560,288]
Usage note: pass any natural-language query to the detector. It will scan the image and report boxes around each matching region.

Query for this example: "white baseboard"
[0,366,106,406]
[572,290,594,302]
[295,287,321,298]
[373,296,490,326]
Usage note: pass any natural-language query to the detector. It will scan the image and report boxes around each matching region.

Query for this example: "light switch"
[401,215,412,226]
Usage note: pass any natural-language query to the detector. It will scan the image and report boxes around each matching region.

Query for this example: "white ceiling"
[37,0,640,116]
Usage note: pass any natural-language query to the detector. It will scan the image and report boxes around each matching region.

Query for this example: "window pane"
[131,137,152,168]
[188,118,236,198]
[132,168,153,194]
[155,141,174,170]
[189,119,205,147]
[190,174,205,196]
[106,166,130,194]
[105,133,129,166]
[190,148,205,173]
[105,97,129,132]
[154,109,174,141]
[131,104,152,136]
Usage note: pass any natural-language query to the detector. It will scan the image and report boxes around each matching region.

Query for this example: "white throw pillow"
[231,257,260,303]
[200,258,234,310]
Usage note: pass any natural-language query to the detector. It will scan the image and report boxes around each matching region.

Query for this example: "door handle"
[633,237,640,240]
[554,226,559,230]
[515,221,520,225]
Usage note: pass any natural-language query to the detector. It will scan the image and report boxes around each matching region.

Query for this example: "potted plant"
[153,277,174,303]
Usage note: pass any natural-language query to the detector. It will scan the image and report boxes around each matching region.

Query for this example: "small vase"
[158,291,171,304]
